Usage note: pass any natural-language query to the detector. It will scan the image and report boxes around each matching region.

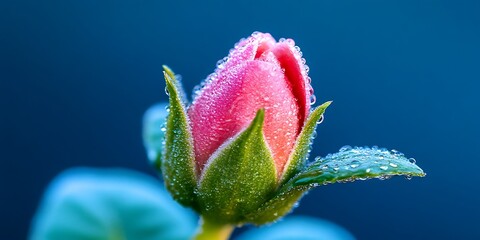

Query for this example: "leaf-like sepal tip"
[162,69,197,208]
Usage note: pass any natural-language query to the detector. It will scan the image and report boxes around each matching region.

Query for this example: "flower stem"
[194,217,234,240]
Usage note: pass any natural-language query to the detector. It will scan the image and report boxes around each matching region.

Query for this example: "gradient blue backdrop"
[2,0,479,239]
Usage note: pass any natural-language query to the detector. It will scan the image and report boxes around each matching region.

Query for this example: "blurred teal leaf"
[30,168,197,240]
[236,216,355,240]
[143,102,169,169]
[292,146,426,187]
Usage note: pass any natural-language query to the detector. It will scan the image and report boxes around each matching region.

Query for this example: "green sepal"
[163,65,188,105]
[162,68,197,207]
[280,101,332,184]
[198,109,277,224]
[292,146,426,187]
[244,185,306,225]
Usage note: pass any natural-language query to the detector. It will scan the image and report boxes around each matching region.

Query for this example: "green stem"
[194,217,234,240]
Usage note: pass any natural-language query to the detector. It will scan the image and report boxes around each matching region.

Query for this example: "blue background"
[2,0,479,239]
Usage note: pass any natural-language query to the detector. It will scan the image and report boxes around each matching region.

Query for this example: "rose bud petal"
[188,32,312,178]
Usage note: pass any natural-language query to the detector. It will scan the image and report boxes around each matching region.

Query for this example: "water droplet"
[304,65,310,73]
[409,158,416,164]
[311,130,317,138]
[389,163,398,168]
[165,87,169,96]
[316,115,324,124]
[366,168,371,173]
[378,175,391,180]
[405,175,413,180]
[309,94,316,105]
[160,127,166,132]
[216,57,229,69]
[390,149,404,157]
[339,145,352,152]
[379,165,389,170]
[350,160,360,168]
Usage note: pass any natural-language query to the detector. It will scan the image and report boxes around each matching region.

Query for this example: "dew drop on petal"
[309,94,316,105]
[304,65,310,73]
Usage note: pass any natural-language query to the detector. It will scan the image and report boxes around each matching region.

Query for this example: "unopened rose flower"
[160,32,329,226]
[155,32,425,239]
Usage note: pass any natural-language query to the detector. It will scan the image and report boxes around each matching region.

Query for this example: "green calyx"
[198,109,277,224]
[161,66,197,208]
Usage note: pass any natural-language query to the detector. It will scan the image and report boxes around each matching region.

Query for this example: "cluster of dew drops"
[309,145,419,181]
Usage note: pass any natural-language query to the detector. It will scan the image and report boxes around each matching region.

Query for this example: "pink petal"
[271,41,311,132]
[188,60,299,176]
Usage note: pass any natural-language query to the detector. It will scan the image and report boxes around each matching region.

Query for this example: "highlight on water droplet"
[339,145,352,152]
[350,160,360,169]
[389,162,398,168]
[316,115,324,124]
[309,94,316,105]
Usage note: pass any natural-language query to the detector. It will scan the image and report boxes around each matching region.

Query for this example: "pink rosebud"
[188,32,312,178]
